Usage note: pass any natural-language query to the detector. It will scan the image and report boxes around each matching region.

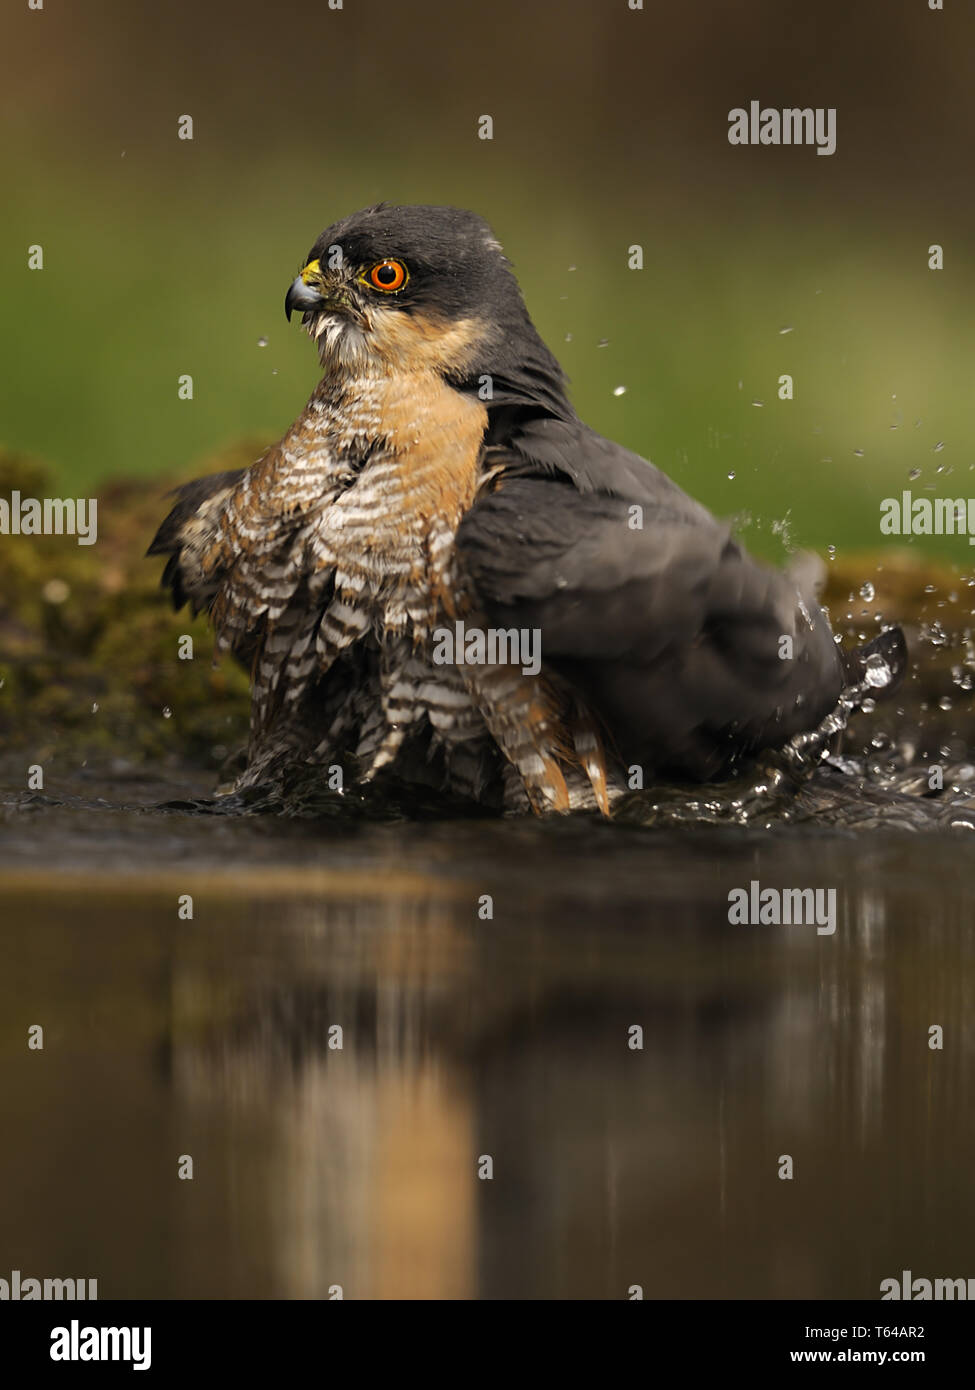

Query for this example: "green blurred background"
[2,0,973,561]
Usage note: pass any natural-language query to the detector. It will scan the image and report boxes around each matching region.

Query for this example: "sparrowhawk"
[149,204,903,814]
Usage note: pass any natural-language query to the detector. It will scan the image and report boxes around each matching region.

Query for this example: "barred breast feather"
[150,368,614,813]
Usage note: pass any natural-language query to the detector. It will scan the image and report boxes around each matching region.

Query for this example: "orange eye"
[367,259,408,292]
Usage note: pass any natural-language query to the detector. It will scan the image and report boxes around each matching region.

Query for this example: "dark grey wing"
[456,432,846,779]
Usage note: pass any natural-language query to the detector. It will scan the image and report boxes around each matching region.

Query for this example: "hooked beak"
[285,258,325,321]
[284,258,366,325]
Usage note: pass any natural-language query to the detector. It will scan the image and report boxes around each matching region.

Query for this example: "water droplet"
[751,399,764,408]
[908,467,921,481]
[951,666,973,691]
[939,696,953,711]
[779,325,793,335]
[597,338,609,348]
[567,265,577,272]
[564,332,573,342]
[612,385,626,396]
[861,696,877,712]
[920,619,949,647]
[257,336,268,348]
[827,545,837,558]
[91,702,99,714]
[934,441,945,452]
[162,707,172,719]
[853,448,865,457]
[727,471,736,480]
[860,582,875,601]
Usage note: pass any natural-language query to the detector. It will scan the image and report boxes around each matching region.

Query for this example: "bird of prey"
[150,204,903,815]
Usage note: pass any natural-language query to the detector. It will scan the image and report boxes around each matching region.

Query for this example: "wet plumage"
[150,204,902,814]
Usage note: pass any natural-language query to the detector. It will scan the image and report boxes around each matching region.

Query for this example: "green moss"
[0,445,252,767]
[0,445,969,774]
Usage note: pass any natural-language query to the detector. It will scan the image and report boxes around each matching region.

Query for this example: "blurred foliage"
[2,0,975,561]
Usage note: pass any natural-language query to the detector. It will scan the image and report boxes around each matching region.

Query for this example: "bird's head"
[285,203,570,411]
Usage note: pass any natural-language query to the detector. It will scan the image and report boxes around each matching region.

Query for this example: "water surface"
[1,762,973,1299]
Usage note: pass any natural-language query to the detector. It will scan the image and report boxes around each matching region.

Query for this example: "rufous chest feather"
[307,370,487,602]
